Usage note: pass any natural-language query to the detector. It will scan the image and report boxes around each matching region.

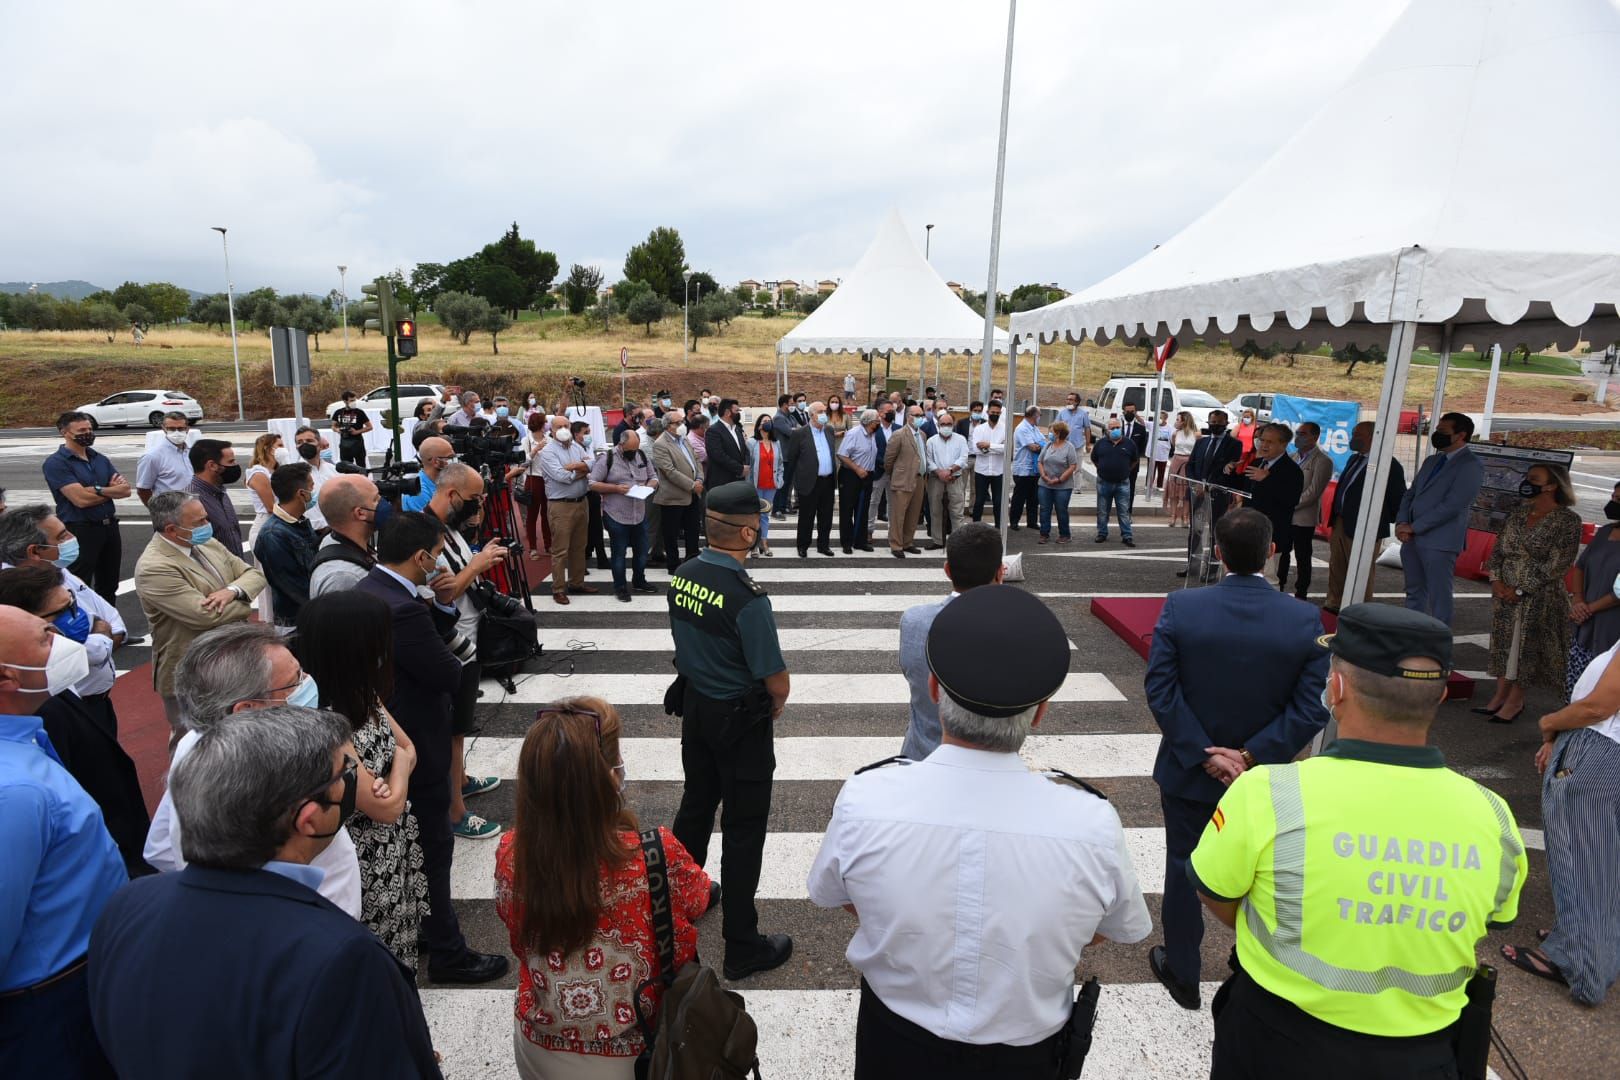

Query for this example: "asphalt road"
[2,426,1612,1078]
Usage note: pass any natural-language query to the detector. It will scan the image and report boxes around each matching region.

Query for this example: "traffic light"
[395,318,418,358]
[358,280,396,333]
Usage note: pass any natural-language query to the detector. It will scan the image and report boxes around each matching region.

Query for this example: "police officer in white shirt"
[807,585,1152,1078]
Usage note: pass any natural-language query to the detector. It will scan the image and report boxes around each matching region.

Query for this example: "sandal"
[1501,944,1567,986]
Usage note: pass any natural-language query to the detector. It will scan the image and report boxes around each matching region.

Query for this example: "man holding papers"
[589,426,661,602]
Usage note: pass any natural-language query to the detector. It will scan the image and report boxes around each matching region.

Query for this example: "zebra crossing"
[419,510,1234,1079]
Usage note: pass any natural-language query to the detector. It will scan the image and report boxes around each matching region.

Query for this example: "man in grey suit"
[1397,411,1486,626]
[898,523,1005,760]
[649,417,704,568]
[1279,421,1333,600]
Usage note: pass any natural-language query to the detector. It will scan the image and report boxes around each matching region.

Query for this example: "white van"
[1092,374,1181,436]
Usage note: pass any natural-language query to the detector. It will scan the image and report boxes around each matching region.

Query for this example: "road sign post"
[270,326,313,426]
[620,347,629,408]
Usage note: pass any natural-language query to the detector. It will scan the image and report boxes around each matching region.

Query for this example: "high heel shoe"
[1470,704,1505,716]
[1487,705,1525,725]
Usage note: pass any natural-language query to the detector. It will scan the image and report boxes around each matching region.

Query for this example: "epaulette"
[854,755,914,775]
[1042,767,1108,800]
[737,569,767,597]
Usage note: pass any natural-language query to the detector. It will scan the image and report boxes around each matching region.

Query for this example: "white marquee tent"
[1009,0,1620,605]
[776,209,1029,397]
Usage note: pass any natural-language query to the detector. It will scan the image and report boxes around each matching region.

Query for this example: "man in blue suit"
[1144,508,1330,1009]
[1396,411,1485,626]
[88,705,442,1078]
[897,523,1004,760]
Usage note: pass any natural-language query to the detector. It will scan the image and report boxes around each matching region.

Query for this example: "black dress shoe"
[843,546,854,554]
[1149,945,1200,1010]
[615,589,632,603]
[892,549,906,559]
[856,544,875,552]
[1122,538,1136,548]
[706,881,722,915]
[904,546,922,554]
[798,548,809,558]
[428,950,511,985]
[723,933,793,981]
[817,547,836,556]
[925,541,943,550]
[631,582,657,594]
[1175,569,1190,578]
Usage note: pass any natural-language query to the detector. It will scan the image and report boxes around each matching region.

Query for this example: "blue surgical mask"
[972,412,986,422]
[815,413,829,425]
[940,425,953,436]
[189,523,214,546]
[320,448,335,463]
[582,435,593,448]
[286,673,321,708]
[369,499,393,529]
[1108,428,1122,439]
[496,406,510,418]
[52,604,91,644]
[50,537,80,568]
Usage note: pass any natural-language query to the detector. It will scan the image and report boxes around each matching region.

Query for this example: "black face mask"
[308,766,357,839]
[72,431,96,447]
[1518,481,1544,499]
[1430,432,1454,451]
[1208,425,1226,436]
[449,494,483,528]
[218,464,242,485]
[297,443,319,461]
[1605,500,1620,521]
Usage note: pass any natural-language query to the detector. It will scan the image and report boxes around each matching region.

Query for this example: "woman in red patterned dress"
[495,697,714,1079]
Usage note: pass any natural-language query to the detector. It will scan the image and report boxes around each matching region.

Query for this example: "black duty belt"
[858,980,1062,1068]
[0,955,88,999]
[549,495,585,503]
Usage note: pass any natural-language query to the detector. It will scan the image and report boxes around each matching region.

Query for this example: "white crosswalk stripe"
[451,828,1169,901]
[538,628,1077,652]
[479,671,1125,705]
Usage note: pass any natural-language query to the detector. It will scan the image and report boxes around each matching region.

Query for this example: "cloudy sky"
[2,0,1409,298]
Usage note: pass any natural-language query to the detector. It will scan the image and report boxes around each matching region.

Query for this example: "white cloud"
[0,0,1408,296]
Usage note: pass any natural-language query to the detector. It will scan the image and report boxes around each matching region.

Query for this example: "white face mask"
[165,430,188,447]
[555,428,573,443]
[674,423,688,438]
[7,634,91,696]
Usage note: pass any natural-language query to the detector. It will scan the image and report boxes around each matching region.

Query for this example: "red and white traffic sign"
[620,347,629,369]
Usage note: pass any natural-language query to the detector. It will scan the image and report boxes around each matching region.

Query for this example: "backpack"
[634,830,763,1080]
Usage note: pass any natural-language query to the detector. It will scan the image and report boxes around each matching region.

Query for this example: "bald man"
[310,473,384,597]
[403,436,454,512]
[788,402,837,557]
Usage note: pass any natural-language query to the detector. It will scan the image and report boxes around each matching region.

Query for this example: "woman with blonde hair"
[496,698,714,1078]
[1163,411,1200,527]
[244,431,283,623]
[1477,463,1582,723]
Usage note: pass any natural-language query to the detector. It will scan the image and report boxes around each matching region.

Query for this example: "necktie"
[190,547,226,590]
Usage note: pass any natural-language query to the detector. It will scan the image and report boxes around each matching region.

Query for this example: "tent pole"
[977,0,1018,406]
[1480,343,1503,439]
[1070,344,1077,391]
[1423,322,1452,467]
[1147,358,1167,498]
[919,351,926,398]
[934,349,941,395]
[1032,338,1040,411]
[1329,317,1419,749]
[999,335,1019,549]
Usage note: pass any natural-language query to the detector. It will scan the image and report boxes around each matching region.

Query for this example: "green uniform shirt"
[668,550,786,699]
[1188,739,1527,1038]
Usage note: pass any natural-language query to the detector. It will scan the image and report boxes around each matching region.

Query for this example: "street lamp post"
[926,223,935,260]
[337,264,348,351]
[210,226,244,421]
[683,272,692,367]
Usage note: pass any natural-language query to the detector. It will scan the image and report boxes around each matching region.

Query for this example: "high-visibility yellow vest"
[1188,739,1527,1037]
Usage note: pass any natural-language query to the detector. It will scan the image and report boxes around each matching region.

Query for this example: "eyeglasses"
[41,599,81,623]
[294,753,359,810]
[227,669,306,711]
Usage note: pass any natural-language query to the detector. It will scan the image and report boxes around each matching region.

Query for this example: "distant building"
[946,281,965,298]
[738,278,763,294]
[817,279,838,294]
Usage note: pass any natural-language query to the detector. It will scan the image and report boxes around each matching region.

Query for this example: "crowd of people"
[2,381,1618,1080]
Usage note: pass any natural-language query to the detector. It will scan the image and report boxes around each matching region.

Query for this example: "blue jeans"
[1095,479,1132,540]
[603,515,648,592]
[1038,485,1073,539]
[756,486,774,540]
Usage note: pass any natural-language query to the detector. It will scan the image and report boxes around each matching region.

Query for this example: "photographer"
[403,435,454,512]
[330,390,373,467]
[425,461,508,840]
[589,426,659,603]
[310,473,383,597]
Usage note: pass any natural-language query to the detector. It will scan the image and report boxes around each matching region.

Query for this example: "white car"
[1224,392,1275,423]
[76,389,205,429]
[1175,389,1227,431]
[324,383,446,420]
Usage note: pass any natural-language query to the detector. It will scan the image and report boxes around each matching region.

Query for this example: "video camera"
[441,424,526,472]
[333,459,421,501]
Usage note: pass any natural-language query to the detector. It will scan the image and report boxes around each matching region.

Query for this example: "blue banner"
[1271,394,1360,477]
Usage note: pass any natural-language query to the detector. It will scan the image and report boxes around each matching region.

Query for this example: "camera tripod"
[476,468,534,611]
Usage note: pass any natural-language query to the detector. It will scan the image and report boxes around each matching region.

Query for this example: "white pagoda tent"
[1010,0,1620,602]
[777,209,1029,397]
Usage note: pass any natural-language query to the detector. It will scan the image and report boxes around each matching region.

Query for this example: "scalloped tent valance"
[778,209,1032,356]
[1009,0,1620,353]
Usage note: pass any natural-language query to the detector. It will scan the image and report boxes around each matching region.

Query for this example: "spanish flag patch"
[1212,808,1226,832]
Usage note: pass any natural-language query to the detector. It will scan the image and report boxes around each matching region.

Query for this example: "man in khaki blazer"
[1281,421,1334,601]
[883,405,928,557]
[649,418,704,568]
[134,490,265,742]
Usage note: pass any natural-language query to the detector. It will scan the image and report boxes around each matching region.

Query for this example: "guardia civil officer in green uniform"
[668,480,793,980]
[1190,605,1528,1079]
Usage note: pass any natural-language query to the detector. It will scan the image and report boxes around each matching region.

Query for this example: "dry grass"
[0,315,1599,426]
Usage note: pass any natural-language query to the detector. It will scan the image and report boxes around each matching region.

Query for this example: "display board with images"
[1468,443,1575,534]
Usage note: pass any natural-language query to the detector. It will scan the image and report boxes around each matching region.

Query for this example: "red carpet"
[1090,595,1476,702]
[112,663,173,814]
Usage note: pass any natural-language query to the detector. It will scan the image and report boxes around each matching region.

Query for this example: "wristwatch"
[93,485,103,496]
[1239,748,1256,770]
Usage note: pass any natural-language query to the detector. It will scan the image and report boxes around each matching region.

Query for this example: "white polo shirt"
[807,744,1152,1045]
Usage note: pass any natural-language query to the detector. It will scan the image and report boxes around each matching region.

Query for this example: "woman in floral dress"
[297,590,429,970]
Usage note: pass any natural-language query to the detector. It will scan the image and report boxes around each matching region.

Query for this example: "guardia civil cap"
[927,585,1069,717]
[1320,603,1452,680]
[705,481,771,517]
